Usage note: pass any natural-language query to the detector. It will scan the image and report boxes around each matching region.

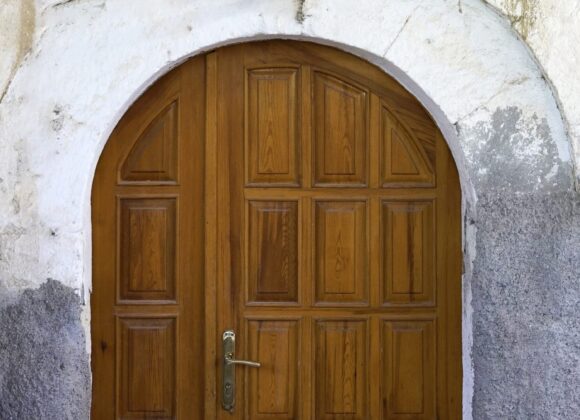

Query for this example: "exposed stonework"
[472,192,580,419]
[0,1,578,418]
[0,279,90,419]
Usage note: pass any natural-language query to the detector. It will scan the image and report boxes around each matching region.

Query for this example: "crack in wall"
[454,75,532,124]
[382,2,423,57]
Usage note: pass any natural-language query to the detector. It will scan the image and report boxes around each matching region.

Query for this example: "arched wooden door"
[92,41,462,419]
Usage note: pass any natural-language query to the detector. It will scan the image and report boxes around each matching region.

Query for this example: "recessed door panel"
[382,320,436,419]
[119,197,177,302]
[382,200,435,306]
[314,320,368,419]
[313,72,368,186]
[247,200,299,304]
[246,68,300,186]
[314,200,368,305]
[246,319,300,419]
[117,317,176,419]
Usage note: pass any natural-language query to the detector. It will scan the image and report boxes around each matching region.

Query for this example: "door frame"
[91,39,466,419]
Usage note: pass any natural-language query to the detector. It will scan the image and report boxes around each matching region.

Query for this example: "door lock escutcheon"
[222,330,261,412]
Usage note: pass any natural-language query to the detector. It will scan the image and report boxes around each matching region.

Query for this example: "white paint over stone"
[485,0,580,185]
[0,0,577,417]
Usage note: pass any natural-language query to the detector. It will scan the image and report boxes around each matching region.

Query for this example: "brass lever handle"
[225,352,261,368]
[222,330,260,412]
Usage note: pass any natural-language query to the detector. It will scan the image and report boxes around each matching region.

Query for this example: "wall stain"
[295,0,306,24]
[497,0,539,40]
[0,0,35,104]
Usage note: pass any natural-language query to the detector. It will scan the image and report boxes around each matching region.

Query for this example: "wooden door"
[92,41,461,420]
[91,57,207,419]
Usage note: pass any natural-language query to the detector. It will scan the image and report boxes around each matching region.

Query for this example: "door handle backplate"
[222,330,260,412]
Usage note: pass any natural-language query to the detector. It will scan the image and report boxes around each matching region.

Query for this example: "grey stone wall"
[472,192,580,418]
[460,107,580,418]
[0,280,90,419]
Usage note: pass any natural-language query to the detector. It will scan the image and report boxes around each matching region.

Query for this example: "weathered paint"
[486,0,580,187]
[0,0,578,418]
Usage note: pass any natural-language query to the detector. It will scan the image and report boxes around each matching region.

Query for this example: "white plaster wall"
[0,0,577,417]
[485,0,580,186]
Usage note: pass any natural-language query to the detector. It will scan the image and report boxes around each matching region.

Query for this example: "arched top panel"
[103,40,442,191]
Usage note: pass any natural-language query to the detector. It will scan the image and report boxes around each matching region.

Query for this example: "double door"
[91,41,461,419]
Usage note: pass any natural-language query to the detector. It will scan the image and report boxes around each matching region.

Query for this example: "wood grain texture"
[92,56,206,419]
[315,320,367,419]
[314,201,368,305]
[117,317,176,419]
[382,200,435,306]
[93,40,462,420]
[120,101,178,184]
[119,197,176,302]
[247,201,299,303]
[382,319,435,419]
[246,68,300,186]
[313,72,368,186]
[380,105,434,187]
[246,319,300,419]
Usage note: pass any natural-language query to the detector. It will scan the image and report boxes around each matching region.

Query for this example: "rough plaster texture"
[0,0,578,418]
[471,191,580,419]
[0,279,90,419]
[485,0,580,187]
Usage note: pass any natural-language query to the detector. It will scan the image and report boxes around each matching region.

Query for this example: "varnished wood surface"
[91,57,206,419]
[92,40,462,419]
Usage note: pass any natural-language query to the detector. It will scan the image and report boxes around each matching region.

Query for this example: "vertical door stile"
[205,51,219,419]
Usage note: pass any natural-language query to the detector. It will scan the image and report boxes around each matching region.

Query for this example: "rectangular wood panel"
[247,201,299,303]
[315,201,368,305]
[382,320,435,419]
[315,320,367,419]
[119,197,176,302]
[246,319,300,419]
[117,317,176,419]
[382,200,435,306]
[246,68,300,186]
[313,72,367,186]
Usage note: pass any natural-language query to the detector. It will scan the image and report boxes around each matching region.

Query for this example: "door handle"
[222,330,261,412]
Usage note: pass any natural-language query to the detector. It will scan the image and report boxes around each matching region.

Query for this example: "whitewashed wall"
[0,1,578,418]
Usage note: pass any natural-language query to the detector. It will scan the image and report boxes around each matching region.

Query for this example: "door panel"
[313,72,368,186]
[117,317,176,418]
[314,320,368,419]
[246,200,299,304]
[314,200,368,305]
[245,67,301,186]
[381,199,435,306]
[246,319,300,419]
[382,320,436,419]
[93,40,461,420]
[119,197,177,302]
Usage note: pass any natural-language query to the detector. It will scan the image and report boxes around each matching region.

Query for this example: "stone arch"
[0,1,575,418]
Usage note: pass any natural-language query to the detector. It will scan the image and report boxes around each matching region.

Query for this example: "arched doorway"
[91,40,462,419]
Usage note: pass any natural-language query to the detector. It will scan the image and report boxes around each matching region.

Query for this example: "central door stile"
[204,51,219,420]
